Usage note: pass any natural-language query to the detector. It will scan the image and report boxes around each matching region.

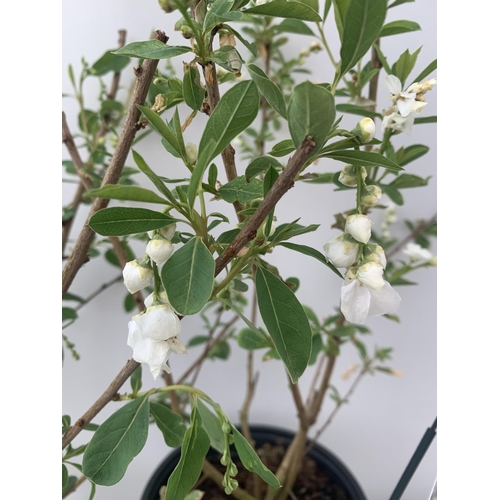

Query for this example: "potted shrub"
[62,0,437,498]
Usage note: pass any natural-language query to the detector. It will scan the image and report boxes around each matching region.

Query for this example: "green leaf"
[88,207,176,236]
[62,464,69,489]
[399,144,429,166]
[279,242,343,278]
[373,42,392,74]
[389,174,429,189]
[255,267,312,383]
[218,176,263,203]
[209,340,231,359]
[394,47,421,87]
[232,426,281,487]
[338,0,387,79]
[244,0,322,21]
[190,80,260,204]
[197,400,226,454]
[336,103,382,118]
[63,476,77,495]
[287,81,336,156]
[150,402,187,448]
[62,307,78,321]
[237,328,271,350]
[183,67,205,111]
[414,115,436,125]
[269,220,320,243]
[245,155,283,180]
[380,20,420,37]
[322,150,402,172]
[91,50,130,76]
[309,333,323,365]
[333,0,350,39]
[113,41,192,59]
[382,184,403,205]
[130,365,142,394]
[204,0,242,30]
[165,407,211,500]
[247,63,287,118]
[82,395,149,485]
[273,19,316,36]
[222,25,258,56]
[161,238,215,315]
[412,59,437,84]
[86,185,169,204]
[388,0,414,8]
[269,139,296,157]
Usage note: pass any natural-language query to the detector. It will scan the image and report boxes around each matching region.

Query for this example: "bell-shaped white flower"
[352,117,376,143]
[133,304,181,341]
[123,259,153,294]
[403,242,433,262]
[361,184,382,207]
[340,274,401,324]
[345,214,373,244]
[365,244,387,269]
[146,236,174,266]
[186,142,198,165]
[148,223,177,241]
[339,165,366,187]
[324,233,360,268]
[356,262,385,291]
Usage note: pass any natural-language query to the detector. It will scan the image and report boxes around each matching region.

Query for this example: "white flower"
[144,291,169,308]
[127,304,185,379]
[407,78,437,95]
[361,184,382,207]
[148,223,176,240]
[403,243,433,262]
[324,233,360,268]
[365,244,387,269]
[309,41,322,53]
[356,262,385,291]
[353,117,376,143]
[385,75,427,117]
[341,274,401,324]
[186,142,198,164]
[123,260,153,294]
[339,165,366,187]
[146,237,174,266]
[384,205,397,225]
[345,214,373,244]
[382,108,414,135]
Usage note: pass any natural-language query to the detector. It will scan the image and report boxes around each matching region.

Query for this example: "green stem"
[152,261,161,301]
[356,164,364,214]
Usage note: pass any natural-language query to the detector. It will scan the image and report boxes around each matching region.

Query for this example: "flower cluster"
[382,75,436,134]
[122,223,187,378]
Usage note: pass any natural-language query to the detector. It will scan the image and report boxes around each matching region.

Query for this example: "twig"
[62,182,87,255]
[163,371,181,414]
[287,374,308,429]
[62,475,87,498]
[62,30,168,298]
[305,353,325,407]
[386,213,437,259]
[202,461,260,500]
[74,274,122,311]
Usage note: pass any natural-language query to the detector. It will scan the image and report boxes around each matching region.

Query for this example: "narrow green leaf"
[269,221,320,243]
[395,46,421,86]
[86,185,169,204]
[244,0,322,21]
[388,0,414,7]
[232,426,281,487]
[399,144,429,166]
[197,400,225,454]
[412,59,437,84]
[255,267,312,383]
[89,207,176,236]
[333,0,350,39]
[288,81,336,155]
[373,42,392,74]
[414,115,437,125]
[322,150,403,172]
[245,155,283,180]
[237,328,271,350]
[190,80,260,205]
[247,64,287,118]
[336,103,382,118]
[382,184,404,205]
[183,67,205,111]
[269,139,296,157]
[113,41,192,59]
[389,174,429,188]
[273,19,316,36]
[279,242,343,278]
[62,464,69,489]
[380,20,420,37]
[82,395,149,485]
[91,50,130,76]
[150,402,187,448]
[63,307,78,321]
[161,238,215,315]
[218,176,263,203]
[165,407,211,500]
[338,0,387,79]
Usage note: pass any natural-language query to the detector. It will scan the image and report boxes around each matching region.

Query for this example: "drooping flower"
[339,165,366,187]
[360,184,382,207]
[365,244,387,269]
[146,237,174,266]
[403,242,433,262]
[356,262,385,291]
[149,223,176,241]
[352,117,376,143]
[123,259,153,294]
[340,269,401,324]
[324,233,360,268]
[127,304,185,379]
[345,214,373,244]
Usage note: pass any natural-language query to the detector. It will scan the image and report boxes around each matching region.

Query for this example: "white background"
[62,1,438,499]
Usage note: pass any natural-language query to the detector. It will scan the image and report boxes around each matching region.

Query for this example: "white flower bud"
[299,49,309,58]
[356,262,385,291]
[123,260,153,294]
[365,244,387,269]
[309,41,322,53]
[339,165,366,187]
[148,223,176,241]
[186,142,198,164]
[324,233,360,268]
[345,214,373,244]
[146,237,174,266]
[352,117,376,143]
[361,184,382,207]
[403,243,433,262]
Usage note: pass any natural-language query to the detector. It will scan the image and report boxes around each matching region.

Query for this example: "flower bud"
[186,142,198,164]
[158,0,177,13]
[180,25,194,39]
[365,244,387,269]
[123,259,153,294]
[309,41,323,53]
[146,237,174,265]
[299,48,310,58]
[148,223,176,241]
[356,262,385,291]
[339,165,366,187]
[324,233,360,268]
[361,184,382,207]
[352,117,376,143]
[345,214,373,244]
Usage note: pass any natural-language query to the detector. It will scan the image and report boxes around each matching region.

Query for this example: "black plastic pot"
[142,424,367,500]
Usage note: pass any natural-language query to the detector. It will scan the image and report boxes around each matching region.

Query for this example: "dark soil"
[192,440,348,500]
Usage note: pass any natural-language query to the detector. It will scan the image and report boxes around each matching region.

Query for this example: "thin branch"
[287,373,308,429]
[74,274,122,311]
[62,30,168,298]
[306,353,325,407]
[62,475,87,498]
[62,182,86,254]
